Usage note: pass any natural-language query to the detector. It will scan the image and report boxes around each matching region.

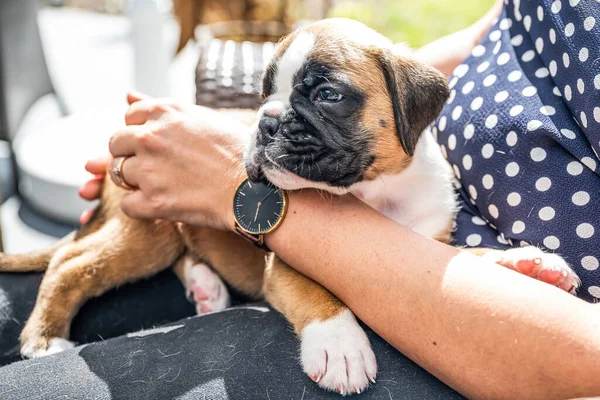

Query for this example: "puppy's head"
[246,18,449,193]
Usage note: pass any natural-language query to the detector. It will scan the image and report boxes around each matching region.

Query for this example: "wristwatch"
[233,178,288,251]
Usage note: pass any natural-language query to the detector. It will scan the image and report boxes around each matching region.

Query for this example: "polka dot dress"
[435,0,600,302]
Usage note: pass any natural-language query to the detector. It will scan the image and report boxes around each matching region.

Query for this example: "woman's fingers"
[117,155,142,188]
[78,176,104,201]
[120,189,161,220]
[109,126,146,158]
[85,154,112,175]
[127,90,149,105]
[79,208,96,225]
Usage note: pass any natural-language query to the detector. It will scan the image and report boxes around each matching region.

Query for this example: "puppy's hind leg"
[263,255,377,395]
[20,218,184,358]
[0,232,76,272]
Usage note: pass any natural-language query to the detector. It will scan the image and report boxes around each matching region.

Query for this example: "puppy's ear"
[376,50,450,156]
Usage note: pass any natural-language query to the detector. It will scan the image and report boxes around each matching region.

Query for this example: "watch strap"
[234,224,271,252]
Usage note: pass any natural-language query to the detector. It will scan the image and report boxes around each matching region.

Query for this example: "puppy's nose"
[258,116,280,145]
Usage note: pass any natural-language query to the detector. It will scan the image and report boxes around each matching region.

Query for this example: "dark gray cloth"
[0,269,462,399]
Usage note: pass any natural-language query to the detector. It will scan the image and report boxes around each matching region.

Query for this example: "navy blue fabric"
[437,0,600,302]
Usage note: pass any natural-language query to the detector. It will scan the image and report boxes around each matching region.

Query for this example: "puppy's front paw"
[484,246,580,293]
[300,309,377,396]
[21,337,75,358]
[183,262,230,315]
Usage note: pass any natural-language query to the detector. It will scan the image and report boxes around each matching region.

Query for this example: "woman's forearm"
[266,190,600,399]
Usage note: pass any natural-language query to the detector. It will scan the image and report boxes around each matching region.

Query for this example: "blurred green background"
[329,0,495,48]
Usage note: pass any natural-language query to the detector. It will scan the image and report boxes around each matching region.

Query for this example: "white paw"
[21,337,76,358]
[484,246,580,293]
[300,309,377,396]
[182,260,230,315]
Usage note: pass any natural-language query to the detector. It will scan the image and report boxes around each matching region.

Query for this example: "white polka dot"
[563,53,570,68]
[543,236,560,250]
[453,64,469,78]
[510,105,524,117]
[579,47,589,62]
[497,234,510,245]
[482,174,494,189]
[569,0,580,6]
[466,234,483,247]
[523,15,532,31]
[565,22,575,36]
[470,98,484,112]
[553,86,562,96]
[511,34,523,46]
[485,114,498,129]
[549,28,556,44]
[549,61,558,77]
[451,106,463,121]
[576,223,594,239]
[469,185,478,200]
[464,124,475,139]
[522,86,538,97]
[506,131,518,146]
[567,160,583,175]
[477,61,490,73]
[449,77,458,89]
[500,18,513,30]
[530,147,547,161]
[489,30,502,41]
[462,81,475,94]
[551,0,562,13]
[483,74,497,87]
[440,144,447,158]
[588,286,600,298]
[494,91,509,102]
[522,50,535,62]
[594,74,600,89]
[535,67,550,78]
[505,162,520,176]
[561,129,576,139]
[438,116,447,131]
[584,16,596,31]
[581,111,588,128]
[519,240,530,248]
[507,192,521,206]
[535,38,544,53]
[564,85,572,101]
[527,120,543,131]
[581,256,599,271]
[472,45,486,57]
[482,143,495,158]
[493,41,502,55]
[508,70,522,82]
[512,220,525,234]
[535,177,552,191]
[540,105,555,115]
[447,90,456,105]
[537,5,544,21]
[448,134,457,150]
[538,206,555,221]
[462,155,473,170]
[594,107,600,123]
[471,216,486,226]
[489,205,499,219]
[453,164,461,179]
[572,190,590,205]
[581,156,596,170]
[497,53,510,66]
[577,79,585,94]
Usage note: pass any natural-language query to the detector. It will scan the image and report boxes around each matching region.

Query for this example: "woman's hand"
[79,92,249,230]
[413,0,503,76]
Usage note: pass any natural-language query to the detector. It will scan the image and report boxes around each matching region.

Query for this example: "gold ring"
[109,156,136,190]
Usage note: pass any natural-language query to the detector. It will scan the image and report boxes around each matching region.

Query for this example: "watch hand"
[254,202,261,222]
[259,188,275,204]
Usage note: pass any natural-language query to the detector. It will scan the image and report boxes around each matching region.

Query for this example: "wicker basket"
[195,20,288,109]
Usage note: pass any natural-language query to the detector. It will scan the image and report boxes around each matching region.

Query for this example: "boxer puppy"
[0,18,579,396]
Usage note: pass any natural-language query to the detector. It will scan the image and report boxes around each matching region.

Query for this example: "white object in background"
[128,0,177,98]
[13,96,127,224]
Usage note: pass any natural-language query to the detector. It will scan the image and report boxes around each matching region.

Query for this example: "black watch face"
[234,179,286,235]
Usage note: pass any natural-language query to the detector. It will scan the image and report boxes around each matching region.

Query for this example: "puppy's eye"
[318,88,343,102]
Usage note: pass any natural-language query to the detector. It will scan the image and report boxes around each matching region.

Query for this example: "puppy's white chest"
[351,132,457,239]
